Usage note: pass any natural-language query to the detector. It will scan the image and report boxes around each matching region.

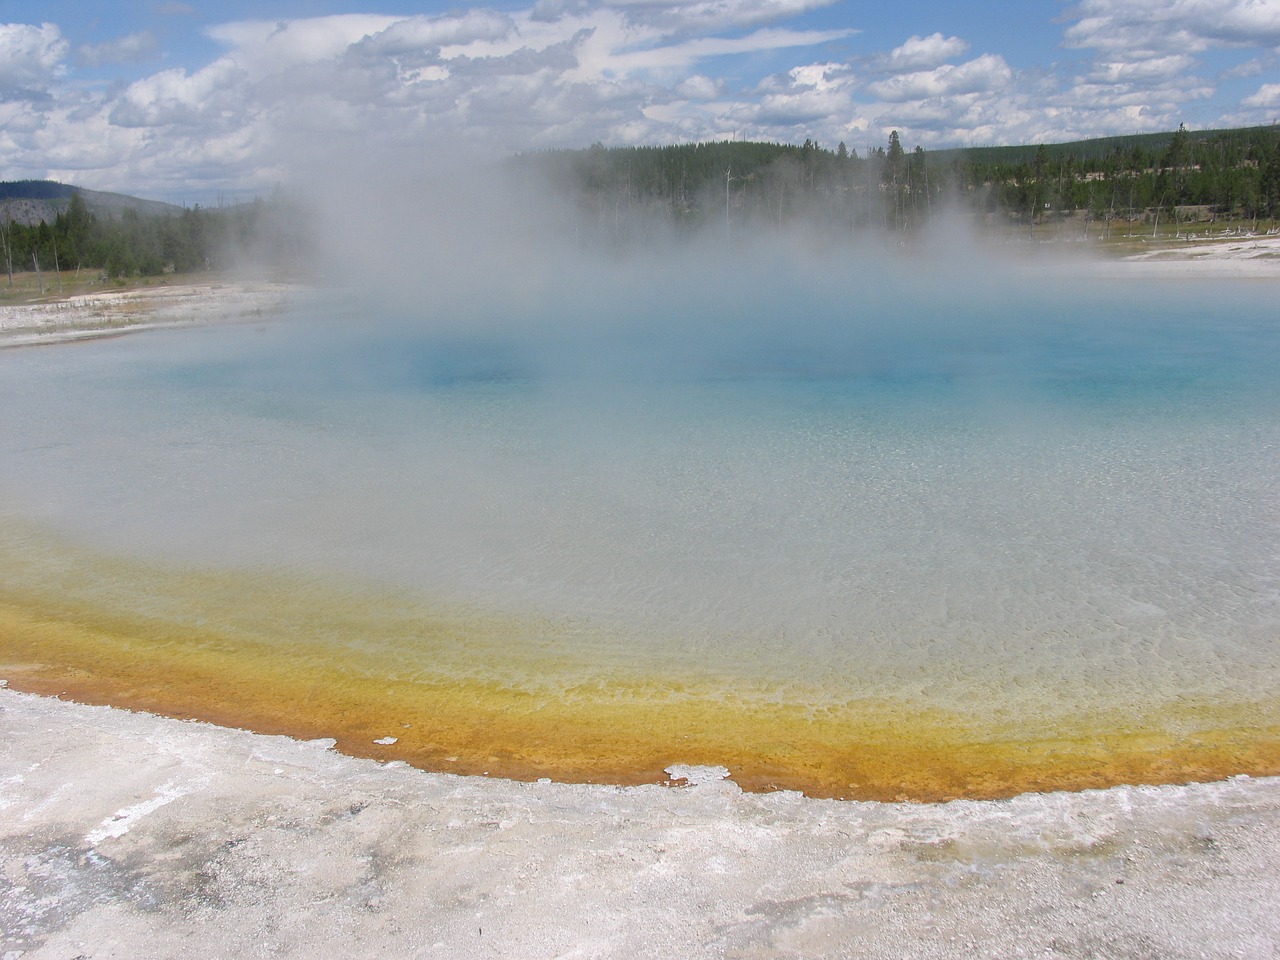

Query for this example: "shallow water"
[2,267,1278,798]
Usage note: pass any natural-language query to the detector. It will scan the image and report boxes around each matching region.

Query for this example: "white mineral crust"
[1,688,1277,959]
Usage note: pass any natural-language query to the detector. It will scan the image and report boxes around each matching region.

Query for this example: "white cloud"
[1223,56,1272,78]
[109,58,248,129]
[1178,0,1280,45]
[0,22,68,101]
[8,0,1280,200]
[1065,13,1203,58]
[1064,0,1280,55]
[79,31,159,68]
[1089,54,1196,84]
[675,73,719,98]
[605,26,854,74]
[356,13,517,56]
[867,54,1012,103]
[1242,82,1280,107]
[883,33,969,72]
[742,86,850,124]
[873,92,1023,143]
[787,62,847,91]
[530,0,595,23]
[206,15,400,76]
[0,101,52,173]
[400,64,451,85]
[1049,0,1280,134]
[600,0,842,35]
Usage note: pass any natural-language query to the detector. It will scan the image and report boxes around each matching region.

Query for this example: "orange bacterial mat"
[3,540,1277,802]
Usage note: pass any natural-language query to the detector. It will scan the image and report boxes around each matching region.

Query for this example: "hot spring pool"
[2,264,1278,799]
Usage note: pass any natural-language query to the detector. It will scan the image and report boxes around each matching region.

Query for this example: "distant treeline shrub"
[520,124,1280,244]
[0,191,307,279]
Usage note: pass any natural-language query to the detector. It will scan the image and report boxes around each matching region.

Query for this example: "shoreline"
[1091,234,1280,278]
[0,276,296,347]
[3,571,1277,802]
[1,235,1278,347]
[3,685,1279,958]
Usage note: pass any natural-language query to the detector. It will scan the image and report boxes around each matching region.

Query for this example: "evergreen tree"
[884,131,907,229]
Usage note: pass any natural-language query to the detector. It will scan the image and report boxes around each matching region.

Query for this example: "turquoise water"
[2,271,1279,720]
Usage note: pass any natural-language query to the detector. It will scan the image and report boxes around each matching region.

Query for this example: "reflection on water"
[1,271,1278,798]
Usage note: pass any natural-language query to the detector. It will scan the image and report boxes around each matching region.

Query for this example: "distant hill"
[0,180,183,227]
[930,123,1280,166]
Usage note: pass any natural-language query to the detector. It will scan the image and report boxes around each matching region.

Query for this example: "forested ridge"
[4,122,1280,283]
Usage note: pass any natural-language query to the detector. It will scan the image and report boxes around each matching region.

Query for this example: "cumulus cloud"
[881,33,969,73]
[1038,66,1215,143]
[741,86,850,124]
[1242,82,1280,107]
[8,0,1280,200]
[874,92,1023,142]
[1064,0,1280,55]
[1050,0,1280,134]
[206,15,400,76]
[676,73,719,98]
[108,58,249,129]
[355,12,517,56]
[0,22,68,101]
[787,62,847,91]
[867,54,1012,103]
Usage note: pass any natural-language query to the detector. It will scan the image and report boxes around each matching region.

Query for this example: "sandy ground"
[3,688,1278,960]
[3,252,1280,957]
[1096,233,1280,278]
[0,279,294,347]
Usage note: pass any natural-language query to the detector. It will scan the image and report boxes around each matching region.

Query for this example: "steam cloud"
[274,144,1113,394]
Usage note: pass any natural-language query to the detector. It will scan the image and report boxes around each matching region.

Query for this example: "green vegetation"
[956,124,1280,234]
[522,136,940,240]
[4,121,1278,288]
[0,264,223,307]
[524,123,1280,244]
[0,180,77,202]
[0,188,305,287]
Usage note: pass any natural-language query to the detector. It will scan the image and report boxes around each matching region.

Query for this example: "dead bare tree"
[0,214,12,287]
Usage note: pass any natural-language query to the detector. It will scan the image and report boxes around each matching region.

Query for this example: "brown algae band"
[2,541,1278,802]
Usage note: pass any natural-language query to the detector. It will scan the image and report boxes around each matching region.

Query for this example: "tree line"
[956,124,1280,232]
[523,123,1280,244]
[5,122,1279,285]
[0,191,301,285]
[522,134,938,242]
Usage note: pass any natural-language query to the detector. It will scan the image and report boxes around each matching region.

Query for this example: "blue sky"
[4,0,1280,202]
